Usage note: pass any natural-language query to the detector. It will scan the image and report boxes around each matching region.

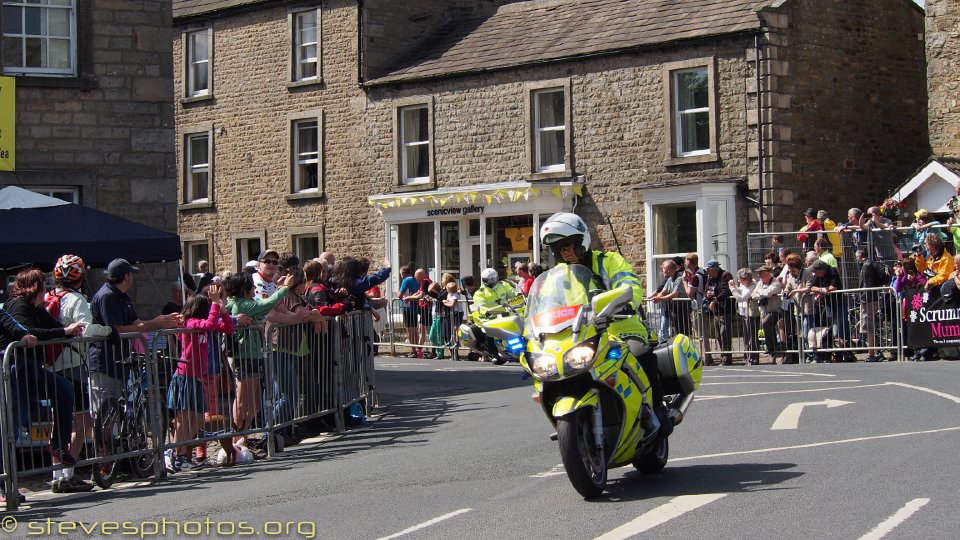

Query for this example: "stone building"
[174,0,927,291]
[1,0,177,312]
[893,0,960,214]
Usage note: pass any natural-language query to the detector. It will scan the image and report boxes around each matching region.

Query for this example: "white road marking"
[593,494,727,539]
[704,373,822,378]
[858,498,930,540]
[375,509,473,540]
[530,464,566,478]
[701,379,861,386]
[697,383,889,400]
[771,399,855,430]
[672,426,960,462]
[719,368,838,377]
[886,382,960,404]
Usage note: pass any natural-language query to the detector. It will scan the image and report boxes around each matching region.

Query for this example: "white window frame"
[184,239,212,276]
[232,231,265,272]
[290,230,322,262]
[292,117,320,193]
[292,8,319,82]
[25,186,79,203]
[673,67,710,157]
[398,104,431,185]
[2,0,77,76]
[184,131,212,204]
[533,88,566,173]
[185,28,211,98]
[642,183,738,290]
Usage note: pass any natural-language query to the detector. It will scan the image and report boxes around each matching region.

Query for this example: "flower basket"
[879,197,907,222]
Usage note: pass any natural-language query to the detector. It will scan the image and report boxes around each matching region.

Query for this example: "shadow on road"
[601,462,803,502]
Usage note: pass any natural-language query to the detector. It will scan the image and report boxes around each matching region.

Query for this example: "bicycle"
[91,353,159,488]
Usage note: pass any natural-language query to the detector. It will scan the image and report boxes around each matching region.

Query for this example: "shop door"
[440,221,461,281]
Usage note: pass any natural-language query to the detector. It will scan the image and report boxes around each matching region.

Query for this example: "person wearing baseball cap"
[797,208,823,253]
[751,264,783,363]
[88,258,180,435]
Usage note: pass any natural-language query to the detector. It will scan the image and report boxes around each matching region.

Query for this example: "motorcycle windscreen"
[526,264,598,336]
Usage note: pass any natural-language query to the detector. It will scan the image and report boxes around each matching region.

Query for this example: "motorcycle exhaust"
[668,393,695,427]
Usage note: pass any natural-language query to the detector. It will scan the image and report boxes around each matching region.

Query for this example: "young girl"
[166,284,235,472]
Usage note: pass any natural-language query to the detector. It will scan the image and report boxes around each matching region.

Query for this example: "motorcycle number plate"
[30,424,52,442]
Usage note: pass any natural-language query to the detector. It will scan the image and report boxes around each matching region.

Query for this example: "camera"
[912,244,922,253]
[758,297,769,307]
[865,213,873,218]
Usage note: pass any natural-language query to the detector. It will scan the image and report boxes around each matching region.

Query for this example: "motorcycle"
[504,264,702,497]
[457,288,526,365]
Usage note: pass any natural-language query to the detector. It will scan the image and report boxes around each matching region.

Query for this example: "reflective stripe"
[611,271,639,282]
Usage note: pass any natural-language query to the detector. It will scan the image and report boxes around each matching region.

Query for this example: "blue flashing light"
[607,346,623,360]
[506,336,526,354]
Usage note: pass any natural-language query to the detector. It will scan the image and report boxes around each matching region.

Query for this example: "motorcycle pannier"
[654,334,703,395]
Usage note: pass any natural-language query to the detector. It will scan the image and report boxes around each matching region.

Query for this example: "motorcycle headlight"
[527,353,558,379]
[563,345,596,371]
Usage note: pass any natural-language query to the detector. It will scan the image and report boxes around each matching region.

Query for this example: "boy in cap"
[797,208,823,254]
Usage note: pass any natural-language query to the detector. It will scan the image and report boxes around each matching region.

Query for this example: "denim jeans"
[271,352,302,431]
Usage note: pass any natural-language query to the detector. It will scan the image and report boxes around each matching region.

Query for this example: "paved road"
[6,359,960,539]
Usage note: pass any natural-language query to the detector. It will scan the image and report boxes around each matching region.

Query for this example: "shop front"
[368,180,582,295]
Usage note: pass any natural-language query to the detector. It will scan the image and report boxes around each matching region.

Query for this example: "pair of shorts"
[88,371,125,414]
[402,308,418,328]
[419,306,432,325]
[166,373,206,412]
[230,356,263,380]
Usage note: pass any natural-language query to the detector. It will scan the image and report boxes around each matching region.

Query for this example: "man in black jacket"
[703,259,734,365]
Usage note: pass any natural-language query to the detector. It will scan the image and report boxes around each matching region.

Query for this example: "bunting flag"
[372,183,584,209]
[485,194,493,204]
[551,186,563,198]
[573,184,584,196]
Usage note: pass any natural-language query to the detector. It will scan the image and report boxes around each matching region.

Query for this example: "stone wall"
[176,0,384,271]
[1,0,176,315]
[364,36,757,279]
[927,0,960,157]
[761,0,929,230]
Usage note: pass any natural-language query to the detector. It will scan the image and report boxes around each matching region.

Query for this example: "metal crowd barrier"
[378,298,464,360]
[2,312,377,511]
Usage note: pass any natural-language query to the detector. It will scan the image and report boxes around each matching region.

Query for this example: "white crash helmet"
[480,267,499,287]
[540,212,591,259]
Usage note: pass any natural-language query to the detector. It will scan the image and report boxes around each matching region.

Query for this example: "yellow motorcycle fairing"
[551,390,599,418]
[483,316,523,341]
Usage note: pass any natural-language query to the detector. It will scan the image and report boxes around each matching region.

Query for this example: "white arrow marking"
[771,399,854,430]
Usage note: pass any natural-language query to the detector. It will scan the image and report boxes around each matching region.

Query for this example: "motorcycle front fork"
[592,401,604,450]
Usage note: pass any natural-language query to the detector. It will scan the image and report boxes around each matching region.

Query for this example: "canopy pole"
[178,259,186,305]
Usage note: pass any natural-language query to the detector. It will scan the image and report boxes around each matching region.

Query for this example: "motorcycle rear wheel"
[557,408,606,498]
[633,435,669,473]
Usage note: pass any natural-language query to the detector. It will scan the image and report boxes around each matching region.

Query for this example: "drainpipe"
[357,0,364,84]
[755,32,766,233]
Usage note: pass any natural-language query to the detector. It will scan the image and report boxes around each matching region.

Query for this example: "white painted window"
[400,105,429,184]
[673,67,710,156]
[185,133,210,203]
[293,9,319,81]
[235,237,261,271]
[26,186,78,203]
[186,29,210,97]
[293,119,319,192]
[1,0,76,76]
[293,234,320,261]
[185,241,210,276]
[534,88,565,172]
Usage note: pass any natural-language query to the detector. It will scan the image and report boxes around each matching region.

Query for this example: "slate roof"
[173,0,275,21]
[367,0,773,85]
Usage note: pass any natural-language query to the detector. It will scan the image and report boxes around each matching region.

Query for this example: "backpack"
[693,267,709,309]
[43,289,71,366]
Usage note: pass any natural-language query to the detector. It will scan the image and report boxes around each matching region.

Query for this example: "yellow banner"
[0,77,14,171]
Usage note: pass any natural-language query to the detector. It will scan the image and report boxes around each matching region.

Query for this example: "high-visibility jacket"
[582,250,649,340]
[472,280,517,317]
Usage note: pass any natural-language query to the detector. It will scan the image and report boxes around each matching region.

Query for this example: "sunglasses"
[261,259,279,265]
[552,238,579,251]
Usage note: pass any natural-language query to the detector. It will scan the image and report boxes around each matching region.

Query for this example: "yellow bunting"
[551,186,563,198]
[512,190,522,202]
[455,194,462,203]
[469,193,478,203]
[485,194,493,204]
[573,184,584,196]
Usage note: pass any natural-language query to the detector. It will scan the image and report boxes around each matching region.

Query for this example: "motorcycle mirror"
[591,286,632,320]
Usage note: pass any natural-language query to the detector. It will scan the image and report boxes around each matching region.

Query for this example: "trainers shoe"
[164,450,180,473]
[59,476,95,493]
[178,457,198,472]
[0,491,26,504]
[51,479,65,493]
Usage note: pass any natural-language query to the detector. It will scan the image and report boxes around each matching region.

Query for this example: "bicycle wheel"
[128,402,158,479]
[92,399,122,489]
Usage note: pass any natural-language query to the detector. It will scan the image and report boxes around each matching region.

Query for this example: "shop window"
[185,27,212,98]
[392,222,435,276]
[2,0,76,76]
[292,8,319,82]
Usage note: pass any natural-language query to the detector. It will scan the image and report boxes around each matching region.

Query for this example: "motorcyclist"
[539,212,671,435]
[472,268,517,317]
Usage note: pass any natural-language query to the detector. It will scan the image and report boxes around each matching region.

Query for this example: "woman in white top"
[729,268,760,365]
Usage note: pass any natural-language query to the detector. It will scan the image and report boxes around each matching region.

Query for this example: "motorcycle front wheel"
[557,408,606,498]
